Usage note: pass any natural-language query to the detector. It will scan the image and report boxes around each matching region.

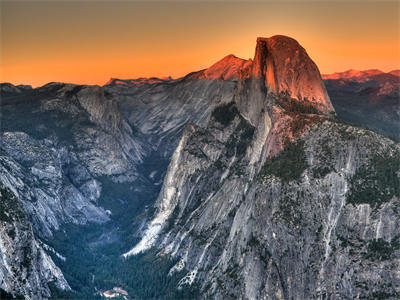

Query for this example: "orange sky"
[1,1,399,87]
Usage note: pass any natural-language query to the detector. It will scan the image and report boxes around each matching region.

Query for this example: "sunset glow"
[1,1,399,87]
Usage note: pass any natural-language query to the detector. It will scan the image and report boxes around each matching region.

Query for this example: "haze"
[1,0,399,87]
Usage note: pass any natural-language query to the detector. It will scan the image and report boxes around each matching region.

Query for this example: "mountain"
[389,70,400,77]
[0,184,69,299]
[322,69,400,139]
[322,69,385,81]
[125,36,399,299]
[1,35,399,299]
[0,55,243,298]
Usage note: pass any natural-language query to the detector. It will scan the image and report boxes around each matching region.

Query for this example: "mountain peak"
[204,54,250,80]
[322,69,398,83]
[105,77,172,86]
[389,70,400,77]
[190,54,250,80]
[251,35,333,114]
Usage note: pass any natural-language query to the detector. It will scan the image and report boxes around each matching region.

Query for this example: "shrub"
[211,102,239,126]
[259,140,308,182]
[347,151,400,208]
[365,237,400,261]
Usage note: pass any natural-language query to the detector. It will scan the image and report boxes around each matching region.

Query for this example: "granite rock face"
[0,82,149,297]
[128,37,400,299]
[0,59,240,297]
[134,102,400,299]
[0,35,399,299]
[0,185,69,299]
[247,36,334,115]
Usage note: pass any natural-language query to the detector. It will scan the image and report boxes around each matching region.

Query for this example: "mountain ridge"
[124,37,399,299]
[0,35,399,299]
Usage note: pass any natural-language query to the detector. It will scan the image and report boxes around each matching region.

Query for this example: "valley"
[0,35,399,299]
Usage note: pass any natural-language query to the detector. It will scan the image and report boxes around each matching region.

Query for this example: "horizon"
[1,1,399,87]
[2,65,400,89]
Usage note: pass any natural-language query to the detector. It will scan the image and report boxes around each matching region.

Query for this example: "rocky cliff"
[0,184,69,299]
[0,54,243,297]
[0,82,152,297]
[128,36,400,299]
[0,35,399,299]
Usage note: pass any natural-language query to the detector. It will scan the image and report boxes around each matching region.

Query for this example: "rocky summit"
[1,35,399,299]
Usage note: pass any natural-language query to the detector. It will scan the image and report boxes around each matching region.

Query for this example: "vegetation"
[311,138,335,178]
[45,223,200,299]
[347,150,400,208]
[274,95,325,137]
[0,289,24,299]
[211,102,239,126]
[0,184,27,223]
[275,95,321,115]
[313,166,331,178]
[288,115,322,137]
[226,118,255,159]
[365,236,400,261]
[259,140,308,182]
[277,194,303,227]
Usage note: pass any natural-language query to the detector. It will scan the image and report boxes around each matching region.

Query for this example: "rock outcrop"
[0,185,69,299]
[1,35,399,299]
[127,36,400,299]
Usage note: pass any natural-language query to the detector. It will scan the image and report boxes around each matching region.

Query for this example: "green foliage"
[365,236,400,261]
[289,115,322,137]
[313,166,331,178]
[259,140,308,182]
[48,282,100,300]
[247,234,261,248]
[0,288,24,299]
[21,246,32,271]
[45,223,199,299]
[274,95,324,137]
[43,151,182,299]
[7,228,16,239]
[277,194,302,227]
[347,151,400,208]
[312,138,335,178]
[275,96,321,115]
[226,118,255,159]
[0,184,26,223]
[236,120,255,157]
[213,159,224,170]
[371,290,400,300]
[211,102,239,126]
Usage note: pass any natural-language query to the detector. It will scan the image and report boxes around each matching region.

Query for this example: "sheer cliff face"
[0,60,241,297]
[235,35,334,123]
[1,34,399,299]
[252,36,333,114]
[0,185,69,299]
[128,36,400,299]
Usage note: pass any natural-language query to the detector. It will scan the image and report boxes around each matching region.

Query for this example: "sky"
[1,0,399,87]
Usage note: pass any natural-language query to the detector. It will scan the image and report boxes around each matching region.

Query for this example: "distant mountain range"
[322,69,400,82]
[1,37,399,299]
[322,69,399,139]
